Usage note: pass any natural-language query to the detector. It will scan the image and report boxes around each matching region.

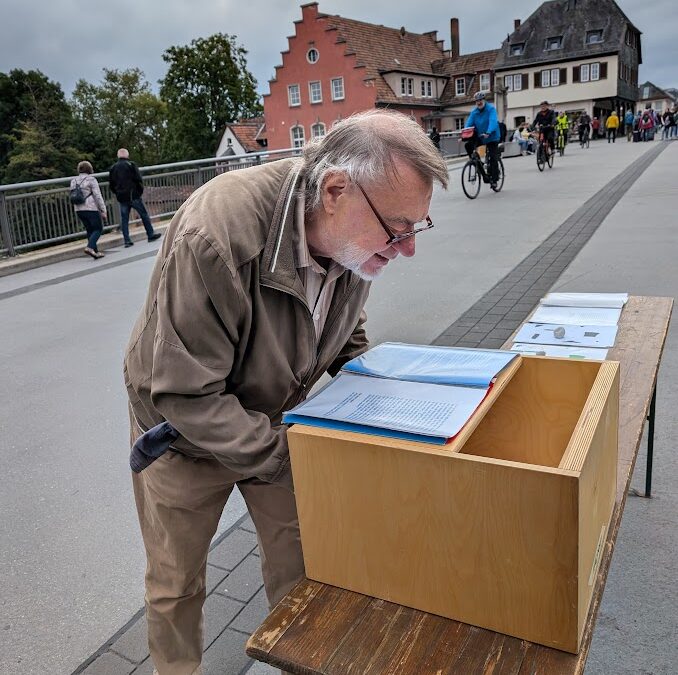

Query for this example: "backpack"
[69,178,90,205]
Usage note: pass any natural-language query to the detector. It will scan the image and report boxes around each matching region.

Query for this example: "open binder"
[283,343,519,444]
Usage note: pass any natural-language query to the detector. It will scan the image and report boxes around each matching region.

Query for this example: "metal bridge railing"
[0,148,300,257]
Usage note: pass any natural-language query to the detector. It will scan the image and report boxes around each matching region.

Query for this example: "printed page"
[530,305,622,326]
[514,322,618,348]
[540,292,628,308]
[341,342,517,388]
[283,372,488,439]
[510,343,609,360]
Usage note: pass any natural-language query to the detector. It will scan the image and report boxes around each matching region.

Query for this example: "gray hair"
[302,110,448,211]
[117,148,130,159]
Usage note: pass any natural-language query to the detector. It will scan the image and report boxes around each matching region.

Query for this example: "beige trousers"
[132,449,305,675]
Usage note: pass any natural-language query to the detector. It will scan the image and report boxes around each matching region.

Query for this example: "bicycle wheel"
[461,160,481,199]
[559,136,565,157]
[536,146,545,172]
[547,146,554,168]
[491,159,505,192]
[586,137,590,148]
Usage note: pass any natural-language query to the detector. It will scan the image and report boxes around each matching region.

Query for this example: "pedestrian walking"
[606,111,620,143]
[591,116,600,140]
[70,161,107,259]
[624,109,635,141]
[662,109,674,140]
[109,149,162,248]
[640,109,654,141]
[124,110,449,675]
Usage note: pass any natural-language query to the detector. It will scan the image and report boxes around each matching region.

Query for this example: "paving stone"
[204,593,246,648]
[209,528,258,571]
[201,627,251,675]
[229,587,270,635]
[245,660,278,674]
[81,651,136,675]
[131,657,155,675]
[109,615,149,664]
[206,562,230,594]
[216,554,264,602]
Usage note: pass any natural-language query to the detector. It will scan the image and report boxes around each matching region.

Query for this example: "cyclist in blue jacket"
[464,92,501,187]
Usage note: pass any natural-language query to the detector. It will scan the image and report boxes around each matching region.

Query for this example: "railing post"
[0,191,17,257]
[194,167,203,189]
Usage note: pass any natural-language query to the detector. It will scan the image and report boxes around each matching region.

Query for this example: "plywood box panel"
[288,356,619,652]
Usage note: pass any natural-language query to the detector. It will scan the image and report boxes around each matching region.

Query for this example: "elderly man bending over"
[124,110,449,675]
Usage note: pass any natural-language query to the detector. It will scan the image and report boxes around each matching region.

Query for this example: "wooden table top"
[247,296,673,675]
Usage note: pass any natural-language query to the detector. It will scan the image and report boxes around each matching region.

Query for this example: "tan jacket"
[124,158,370,486]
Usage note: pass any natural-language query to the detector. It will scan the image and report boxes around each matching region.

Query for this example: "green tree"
[0,69,77,183]
[160,33,262,160]
[70,68,167,169]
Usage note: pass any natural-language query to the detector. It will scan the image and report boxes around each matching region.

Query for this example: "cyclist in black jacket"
[530,101,557,155]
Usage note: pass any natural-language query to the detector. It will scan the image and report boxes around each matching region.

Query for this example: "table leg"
[644,384,657,498]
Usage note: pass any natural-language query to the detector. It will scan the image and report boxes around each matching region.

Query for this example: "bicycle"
[535,128,554,172]
[579,126,590,149]
[460,142,505,200]
[556,127,567,156]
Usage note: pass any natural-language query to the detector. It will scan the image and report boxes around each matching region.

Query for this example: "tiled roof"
[434,50,499,106]
[638,81,674,102]
[494,0,640,70]
[319,14,446,104]
[227,118,266,152]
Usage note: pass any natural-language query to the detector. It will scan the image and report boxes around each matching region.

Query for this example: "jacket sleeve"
[108,167,117,195]
[89,177,106,214]
[486,106,499,137]
[149,232,293,489]
[327,309,369,377]
[132,163,144,196]
[465,109,475,128]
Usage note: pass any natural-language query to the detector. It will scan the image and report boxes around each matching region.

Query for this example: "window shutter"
[560,68,567,85]
[522,73,529,89]
[573,66,580,83]
[600,62,608,79]
[534,72,540,88]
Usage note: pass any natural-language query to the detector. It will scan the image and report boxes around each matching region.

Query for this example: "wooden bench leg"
[644,384,657,498]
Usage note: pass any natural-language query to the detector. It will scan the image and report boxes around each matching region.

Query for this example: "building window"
[421,80,433,97]
[513,74,522,91]
[306,48,319,64]
[288,84,300,107]
[586,30,603,44]
[309,81,322,104]
[479,73,490,91]
[331,77,344,101]
[550,68,560,86]
[580,64,590,82]
[510,43,525,56]
[455,118,465,131]
[545,36,563,51]
[311,122,326,139]
[504,74,513,91]
[590,62,600,81]
[541,70,551,87]
[643,85,650,99]
[291,125,305,148]
[400,77,414,96]
[455,77,466,96]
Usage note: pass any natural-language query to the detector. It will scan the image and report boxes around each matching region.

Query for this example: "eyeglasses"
[355,182,433,245]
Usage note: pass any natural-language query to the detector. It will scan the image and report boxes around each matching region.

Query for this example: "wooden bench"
[246,296,672,674]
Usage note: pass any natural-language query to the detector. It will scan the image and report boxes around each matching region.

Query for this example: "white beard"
[332,241,384,281]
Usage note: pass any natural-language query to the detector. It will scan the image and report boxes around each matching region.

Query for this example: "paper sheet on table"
[540,292,628,308]
[514,322,618,347]
[510,343,609,360]
[530,305,621,326]
[284,372,488,439]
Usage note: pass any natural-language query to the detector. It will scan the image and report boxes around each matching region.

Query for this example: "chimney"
[450,18,460,59]
[514,19,521,31]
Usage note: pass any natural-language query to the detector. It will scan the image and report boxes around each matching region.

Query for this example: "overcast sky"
[1,0,675,99]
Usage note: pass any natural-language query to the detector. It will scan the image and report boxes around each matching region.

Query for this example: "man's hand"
[481,133,489,139]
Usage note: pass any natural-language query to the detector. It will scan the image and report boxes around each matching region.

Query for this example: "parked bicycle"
[460,128,505,199]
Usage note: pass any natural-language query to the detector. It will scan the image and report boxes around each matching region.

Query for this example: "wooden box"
[288,355,619,653]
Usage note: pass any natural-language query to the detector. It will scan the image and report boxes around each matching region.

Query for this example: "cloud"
[0,0,675,98]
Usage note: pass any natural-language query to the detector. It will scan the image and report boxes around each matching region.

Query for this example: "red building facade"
[264,3,449,150]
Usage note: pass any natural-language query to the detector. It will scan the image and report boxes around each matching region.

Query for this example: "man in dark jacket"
[109,148,161,247]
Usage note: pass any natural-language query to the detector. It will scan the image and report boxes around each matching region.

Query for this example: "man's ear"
[320,171,349,216]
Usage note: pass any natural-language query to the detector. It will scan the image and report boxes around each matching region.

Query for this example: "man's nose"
[393,236,416,258]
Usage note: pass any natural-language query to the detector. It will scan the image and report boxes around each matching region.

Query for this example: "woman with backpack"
[70,161,107,259]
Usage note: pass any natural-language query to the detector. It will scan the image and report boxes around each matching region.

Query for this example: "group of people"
[69,148,161,260]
